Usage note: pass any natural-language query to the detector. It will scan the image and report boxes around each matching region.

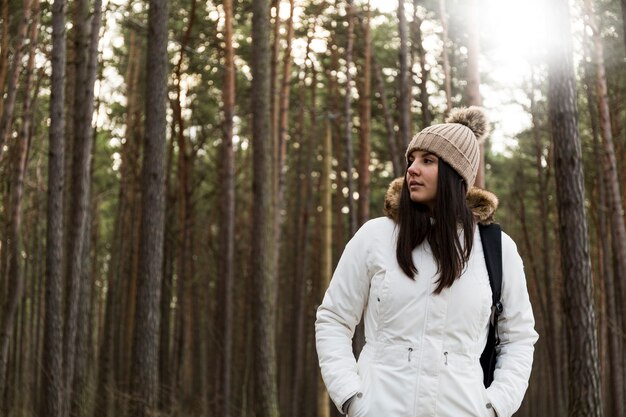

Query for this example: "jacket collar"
[382,177,498,225]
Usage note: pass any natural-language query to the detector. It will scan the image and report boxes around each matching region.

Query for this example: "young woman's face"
[406,150,439,209]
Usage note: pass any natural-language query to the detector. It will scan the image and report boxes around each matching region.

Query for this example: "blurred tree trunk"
[438,0,452,114]
[583,2,626,414]
[344,0,357,236]
[0,55,32,416]
[64,0,101,410]
[41,0,67,414]
[373,55,402,177]
[411,1,431,129]
[221,0,236,413]
[0,0,38,409]
[317,117,333,417]
[397,0,410,147]
[251,0,280,415]
[529,72,564,415]
[95,27,143,417]
[547,0,603,415]
[0,0,34,157]
[357,1,371,227]
[584,60,619,417]
[621,0,626,54]
[466,0,484,187]
[290,43,317,417]
[70,1,102,415]
[130,0,168,414]
[0,0,10,116]
[270,0,280,144]
[170,0,196,407]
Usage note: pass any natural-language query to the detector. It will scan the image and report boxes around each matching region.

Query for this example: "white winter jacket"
[315,184,538,417]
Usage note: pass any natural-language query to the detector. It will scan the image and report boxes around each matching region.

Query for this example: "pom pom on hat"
[405,106,491,188]
[445,106,490,143]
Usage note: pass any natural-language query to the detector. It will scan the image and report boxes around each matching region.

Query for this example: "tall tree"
[373,55,402,177]
[0,0,34,156]
[63,0,102,410]
[220,0,236,412]
[583,2,626,414]
[251,0,280,415]
[411,1,431,129]
[547,0,603,415]
[344,0,357,235]
[70,0,103,415]
[40,0,67,415]
[466,0,485,187]
[0,0,39,408]
[357,1,372,226]
[130,0,169,414]
[397,0,410,146]
[438,0,452,113]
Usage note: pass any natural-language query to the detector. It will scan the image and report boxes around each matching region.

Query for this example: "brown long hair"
[396,159,475,294]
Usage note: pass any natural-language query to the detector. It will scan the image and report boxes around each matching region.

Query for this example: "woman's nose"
[408,161,419,175]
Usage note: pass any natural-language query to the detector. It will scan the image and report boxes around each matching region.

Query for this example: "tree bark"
[64,0,101,409]
[547,0,604,415]
[40,0,67,414]
[221,0,236,413]
[529,71,565,415]
[130,0,168,414]
[344,0,357,236]
[411,2,431,129]
[438,0,452,114]
[583,2,626,414]
[251,0,280,415]
[397,0,410,147]
[0,0,34,158]
[357,1,371,227]
[372,55,402,177]
[466,0,484,188]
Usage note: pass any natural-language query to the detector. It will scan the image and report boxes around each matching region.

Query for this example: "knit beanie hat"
[405,106,490,188]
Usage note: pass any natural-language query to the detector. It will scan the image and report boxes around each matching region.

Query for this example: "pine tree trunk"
[438,0,452,114]
[357,2,371,227]
[0,0,34,156]
[0,0,10,117]
[70,2,102,414]
[372,55,402,177]
[64,0,100,409]
[466,0,484,187]
[529,72,564,415]
[0,74,31,415]
[397,0,410,147]
[221,0,236,413]
[317,118,333,417]
[0,0,39,408]
[130,0,168,414]
[344,0,357,236]
[583,2,626,414]
[547,0,603,415]
[41,0,67,414]
[411,2,431,129]
[251,0,280,414]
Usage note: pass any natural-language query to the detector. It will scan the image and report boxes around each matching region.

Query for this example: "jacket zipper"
[407,347,413,362]
[444,351,448,365]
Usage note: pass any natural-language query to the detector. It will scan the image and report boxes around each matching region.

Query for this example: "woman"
[315,107,538,417]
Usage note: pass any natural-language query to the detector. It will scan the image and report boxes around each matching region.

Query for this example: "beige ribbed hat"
[405,106,490,188]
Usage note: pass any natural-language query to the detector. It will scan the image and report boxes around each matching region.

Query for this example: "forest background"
[0,0,625,416]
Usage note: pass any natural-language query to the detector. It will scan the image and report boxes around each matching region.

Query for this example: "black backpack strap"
[478,223,503,388]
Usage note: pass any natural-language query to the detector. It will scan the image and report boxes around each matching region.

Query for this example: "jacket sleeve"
[486,232,539,417]
[315,223,373,413]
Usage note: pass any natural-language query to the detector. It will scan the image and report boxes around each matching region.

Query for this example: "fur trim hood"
[382,177,498,225]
